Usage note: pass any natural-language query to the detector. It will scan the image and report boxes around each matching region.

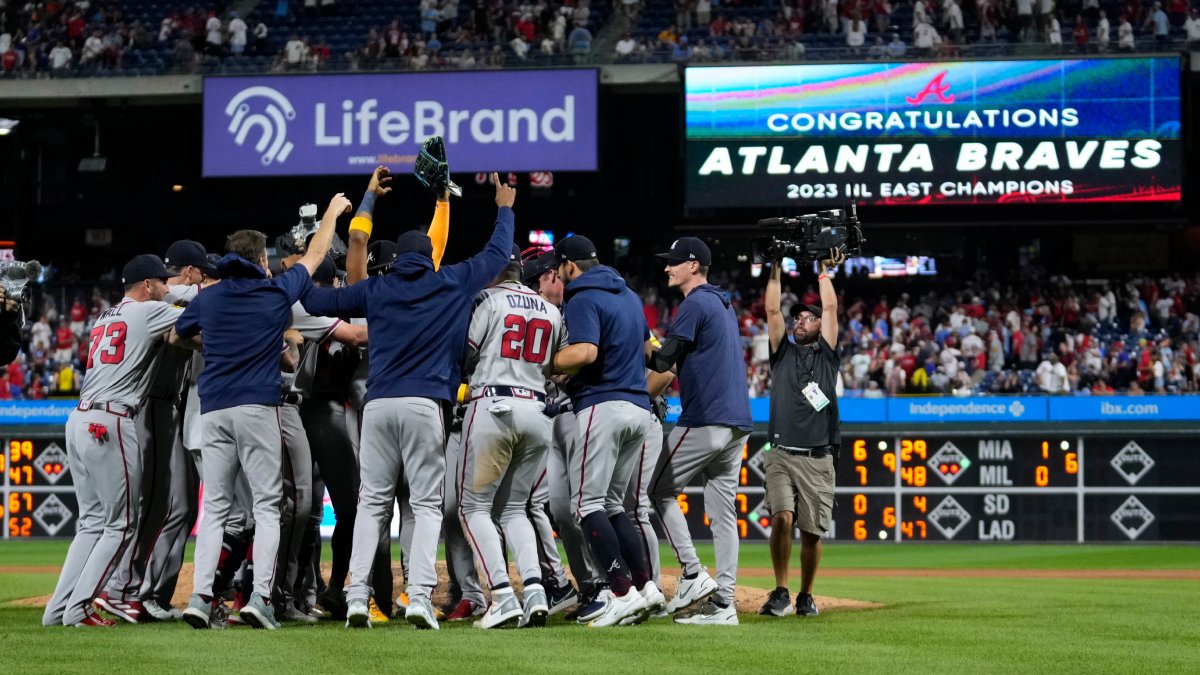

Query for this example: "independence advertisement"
[203,69,598,177]
[684,58,1181,208]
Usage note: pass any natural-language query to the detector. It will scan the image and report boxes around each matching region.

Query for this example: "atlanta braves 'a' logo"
[906,71,956,105]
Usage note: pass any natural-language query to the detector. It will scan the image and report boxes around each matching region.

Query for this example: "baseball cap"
[396,230,434,259]
[553,235,597,265]
[367,240,398,273]
[656,237,711,266]
[522,251,558,285]
[122,254,171,284]
[312,256,337,285]
[510,243,523,263]
[205,254,223,280]
[164,240,216,275]
[790,303,822,320]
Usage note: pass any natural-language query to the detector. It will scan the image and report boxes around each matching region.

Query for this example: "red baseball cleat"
[445,599,485,621]
[74,609,117,627]
[96,595,150,624]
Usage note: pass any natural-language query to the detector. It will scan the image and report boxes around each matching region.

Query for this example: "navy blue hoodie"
[668,284,752,430]
[300,207,514,403]
[175,255,312,414]
[562,265,650,412]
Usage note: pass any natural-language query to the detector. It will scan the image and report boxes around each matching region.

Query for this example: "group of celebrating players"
[43,150,841,630]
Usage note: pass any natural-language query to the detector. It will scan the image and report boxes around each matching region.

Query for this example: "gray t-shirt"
[80,297,184,408]
[282,301,343,397]
[768,335,841,448]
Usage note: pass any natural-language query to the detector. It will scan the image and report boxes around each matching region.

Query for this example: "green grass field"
[2,541,1198,674]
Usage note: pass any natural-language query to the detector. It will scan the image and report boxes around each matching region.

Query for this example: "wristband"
[349,216,373,237]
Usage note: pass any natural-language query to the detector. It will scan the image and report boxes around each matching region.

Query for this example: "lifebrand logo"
[906,71,956,105]
[224,86,296,166]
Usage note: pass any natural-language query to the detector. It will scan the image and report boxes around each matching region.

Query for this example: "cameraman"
[760,249,844,619]
[0,287,24,365]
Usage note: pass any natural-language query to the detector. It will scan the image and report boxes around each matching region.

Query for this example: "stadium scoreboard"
[678,430,1199,542]
[6,430,1198,542]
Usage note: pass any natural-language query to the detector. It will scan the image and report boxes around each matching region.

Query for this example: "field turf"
[1,542,1197,674]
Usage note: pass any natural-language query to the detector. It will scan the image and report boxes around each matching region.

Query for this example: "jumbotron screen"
[684,58,1181,208]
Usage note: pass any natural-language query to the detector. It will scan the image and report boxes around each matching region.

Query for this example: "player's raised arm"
[346,166,392,284]
[451,173,515,291]
[428,190,450,270]
[297,193,352,275]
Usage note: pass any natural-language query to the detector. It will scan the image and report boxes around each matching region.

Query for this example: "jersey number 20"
[500,315,552,364]
[87,322,128,368]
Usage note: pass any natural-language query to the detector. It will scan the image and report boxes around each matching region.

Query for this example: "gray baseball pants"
[624,415,665,584]
[345,397,445,604]
[191,405,284,603]
[442,427,485,605]
[458,397,550,590]
[43,408,141,626]
[651,425,748,606]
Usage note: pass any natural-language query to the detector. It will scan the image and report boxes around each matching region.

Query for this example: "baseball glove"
[414,136,462,198]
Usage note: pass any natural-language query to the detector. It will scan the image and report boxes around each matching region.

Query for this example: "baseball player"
[43,254,183,627]
[95,241,213,623]
[520,251,595,615]
[440,398,487,621]
[457,244,564,629]
[301,174,515,630]
[648,237,753,625]
[550,236,666,627]
[176,193,350,630]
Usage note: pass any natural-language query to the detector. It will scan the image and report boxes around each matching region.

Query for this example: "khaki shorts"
[765,450,835,536]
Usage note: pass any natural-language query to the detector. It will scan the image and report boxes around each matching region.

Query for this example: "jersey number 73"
[500,315,552,364]
[87,322,128,368]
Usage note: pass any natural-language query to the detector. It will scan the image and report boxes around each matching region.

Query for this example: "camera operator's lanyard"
[797,343,831,412]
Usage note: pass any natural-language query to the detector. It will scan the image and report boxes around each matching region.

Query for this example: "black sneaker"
[547,584,580,616]
[759,587,795,617]
[795,592,819,617]
[564,586,600,622]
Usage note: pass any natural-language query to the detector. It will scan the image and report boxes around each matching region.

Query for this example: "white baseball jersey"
[79,298,184,408]
[466,281,565,395]
[145,284,201,401]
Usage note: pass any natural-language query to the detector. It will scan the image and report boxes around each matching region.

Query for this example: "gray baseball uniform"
[625,413,665,584]
[547,409,602,590]
[43,297,182,626]
[106,284,198,604]
[459,281,563,591]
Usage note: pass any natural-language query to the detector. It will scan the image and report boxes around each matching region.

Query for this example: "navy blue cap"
[396,230,433,259]
[553,235,597,264]
[522,251,558,284]
[313,256,337,285]
[657,237,712,266]
[164,240,212,272]
[367,240,398,273]
[122,254,171,284]
[510,243,523,263]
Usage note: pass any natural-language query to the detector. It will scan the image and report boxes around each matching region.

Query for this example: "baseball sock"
[581,512,632,596]
[609,513,651,591]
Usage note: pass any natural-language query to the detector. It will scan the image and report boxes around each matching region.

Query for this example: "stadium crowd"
[0,0,1195,77]
[8,266,1198,401]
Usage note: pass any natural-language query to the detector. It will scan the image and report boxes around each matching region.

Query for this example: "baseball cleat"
[547,585,580,616]
[73,609,117,628]
[143,599,177,622]
[209,602,229,629]
[519,584,549,628]
[666,569,719,614]
[182,595,213,630]
[475,589,522,629]
[573,589,609,624]
[96,596,149,624]
[345,598,371,629]
[622,581,666,625]
[795,592,820,617]
[227,591,247,625]
[445,599,485,621]
[368,598,390,624]
[405,596,440,630]
[239,593,279,630]
[307,605,329,621]
[674,600,738,626]
[280,604,318,624]
[394,592,410,619]
[760,588,795,617]
[317,588,347,620]
[589,588,647,628]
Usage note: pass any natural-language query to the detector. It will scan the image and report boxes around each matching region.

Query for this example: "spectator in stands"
[228,12,248,55]
[945,0,964,43]
[568,24,592,60]
[80,29,103,67]
[821,0,839,34]
[1097,10,1112,51]
[285,33,309,70]
[1047,13,1063,50]
[867,37,886,59]
[886,32,906,58]
[697,0,712,26]
[572,1,591,28]
[913,19,940,55]
[204,11,223,57]
[672,35,693,62]
[1146,2,1170,43]
[53,321,74,366]
[174,37,196,74]
[677,0,694,31]
[1016,0,1034,40]
[1117,15,1135,51]
[253,21,269,55]
[510,32,530,60]
[615,32,636,61]
[846,15,867,53]
[979,0,1000,41]
[1186,9,1200,43]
